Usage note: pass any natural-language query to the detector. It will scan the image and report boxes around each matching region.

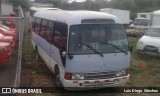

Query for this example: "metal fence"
[0,6,24,89]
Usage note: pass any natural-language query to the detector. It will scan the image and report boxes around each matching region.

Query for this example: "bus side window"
[45,21,53,42]
[53,22,68,50]
[40,19,48,37]
[34,18,42,34]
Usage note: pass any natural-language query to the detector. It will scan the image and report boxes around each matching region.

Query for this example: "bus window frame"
[52,22,68,50]
[34,17,42,35]
[34,17,55,43]
[44,20,54,43]
[40,19,48,37]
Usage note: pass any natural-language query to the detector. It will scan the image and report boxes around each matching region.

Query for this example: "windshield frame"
[68,24,129,55]
[134,19,149,26]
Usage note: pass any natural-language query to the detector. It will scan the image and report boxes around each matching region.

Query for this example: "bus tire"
[55,68,63,88]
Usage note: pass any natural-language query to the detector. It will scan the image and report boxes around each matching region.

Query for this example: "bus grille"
[84,71,117,80]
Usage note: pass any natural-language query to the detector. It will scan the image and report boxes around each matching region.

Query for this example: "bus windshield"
[69,24,129,55]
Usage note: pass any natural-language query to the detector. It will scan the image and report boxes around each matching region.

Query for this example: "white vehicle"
[130,18,150,29]
[137,26,160,55]
[150,10,160,26]
[100,8,130,24]
[32,10,131,89]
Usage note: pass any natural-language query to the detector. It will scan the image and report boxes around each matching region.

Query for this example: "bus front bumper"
[62,75,129,90]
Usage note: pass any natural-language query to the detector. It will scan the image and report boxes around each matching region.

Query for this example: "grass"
[128,36,160,87]
[22,39,51,75]
[130,66,142,75]
[128,37,160,75]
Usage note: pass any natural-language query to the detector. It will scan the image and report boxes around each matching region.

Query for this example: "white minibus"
[32,10,131,89]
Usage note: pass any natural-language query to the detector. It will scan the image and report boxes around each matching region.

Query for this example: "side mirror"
[62,52,67,57]
[68,53,73,59]
[129,46,133,53]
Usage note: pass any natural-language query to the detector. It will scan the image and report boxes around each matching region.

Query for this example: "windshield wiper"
[103,42,128,55]
[78,42,104,57]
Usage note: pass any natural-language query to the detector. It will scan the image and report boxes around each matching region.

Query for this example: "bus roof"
[34,10,123,25]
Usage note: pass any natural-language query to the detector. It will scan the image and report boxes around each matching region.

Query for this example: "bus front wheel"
[55,68,63,88]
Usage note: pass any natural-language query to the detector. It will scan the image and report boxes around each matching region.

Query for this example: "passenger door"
[49,22,68,71]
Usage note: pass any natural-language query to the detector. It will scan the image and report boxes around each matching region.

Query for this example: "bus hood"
[65,52,131,73]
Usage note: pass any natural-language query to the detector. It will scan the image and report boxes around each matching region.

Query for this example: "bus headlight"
[72,74,84,80]
[116,69,130,77]
[116,70,126,77]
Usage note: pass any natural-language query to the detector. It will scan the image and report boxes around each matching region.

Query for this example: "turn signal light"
[64,72,72,80]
